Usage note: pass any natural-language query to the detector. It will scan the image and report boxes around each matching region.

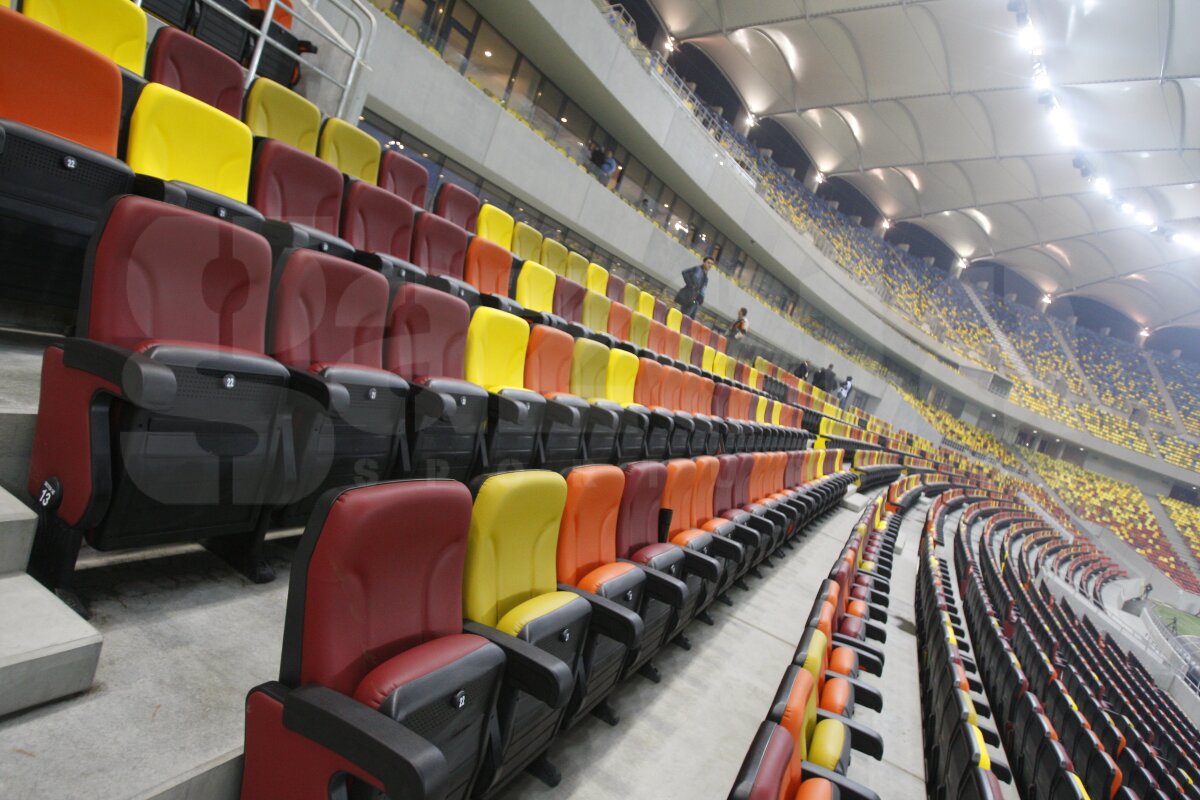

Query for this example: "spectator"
[795,359,810,382]
[588,141,605,170]
[599,149,617,186]
[836,377,854,409]
[726,307,748,341]
[823,364,837,393]
[811,364,826,389]
[674,256,714,318]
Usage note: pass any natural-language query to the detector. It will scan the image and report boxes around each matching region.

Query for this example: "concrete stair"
[960,283,1034,382]
[1143,353,1188,435]
[1047,320,1103,408]
[0,486,101,718]
[1145,493,1200,578]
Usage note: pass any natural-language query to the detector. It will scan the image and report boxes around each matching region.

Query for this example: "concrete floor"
[0,495,921,800]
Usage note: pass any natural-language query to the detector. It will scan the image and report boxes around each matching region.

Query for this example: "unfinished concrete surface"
[0,493,923,800]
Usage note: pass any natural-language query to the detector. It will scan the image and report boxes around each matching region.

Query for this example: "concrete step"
[0,572,101,718]
[0,483,36,574]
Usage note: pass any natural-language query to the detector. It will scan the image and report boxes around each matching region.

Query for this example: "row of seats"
[960,497,1200,799]
[729,490,905,800]
[23,187,843,597]
[237,446,860,798]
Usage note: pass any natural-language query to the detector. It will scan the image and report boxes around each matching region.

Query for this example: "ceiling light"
[1135,211,1154,227]
[1139,328,1151,338]
[814,171,826,185]
[745,113,758,128]
[1092,177,1112,197]
[663,35,675,53]
[1120,202,1135,215]
[560,117,568,123]
[1032,63,1051,91]
[880,219,891,230]
[483,50,493,57]
[1018,24,1043,54]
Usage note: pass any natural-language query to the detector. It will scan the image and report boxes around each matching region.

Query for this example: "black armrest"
[354,251,427,284]
[622,560,687,608]
[970,691,992,719]
[680,547,721,583]
[977,720,1001,747]
[62,339,177,411]
[544,399,581,427]
[827,671,882,712]
[557,585,643,648]
[288,368,350,416]
[800,761,881,800]
[988,756,1012,783]
[281,684,449,800]
[411,384,457,421]
[815,709,884,760]
[862,618,887,643]
[493,392,529,425]
[131,173,188,206]
[726,522,765,550]
[462,621,573,709]
[865,602,888,624]
[478,293,525,315]
[424,274,481,306]
[832,633,885,668]
[708,533,745,563]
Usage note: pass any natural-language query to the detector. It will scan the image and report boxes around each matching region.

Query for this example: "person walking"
[823,364,838,394]
[795,359,811,382]
[836,376,854,410]
[675,256,714,318]
[725,307,749,357]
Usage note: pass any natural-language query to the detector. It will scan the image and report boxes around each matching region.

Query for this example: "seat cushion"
[807,717,848,773]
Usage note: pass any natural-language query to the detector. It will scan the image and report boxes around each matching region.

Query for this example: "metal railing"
[1144,605,1200,692]
[599,4,762,187]
[136,0,375,119]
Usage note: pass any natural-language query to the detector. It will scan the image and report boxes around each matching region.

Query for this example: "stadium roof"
[647,0,1200,330]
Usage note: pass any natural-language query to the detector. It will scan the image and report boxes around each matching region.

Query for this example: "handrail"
[143,0,375,119]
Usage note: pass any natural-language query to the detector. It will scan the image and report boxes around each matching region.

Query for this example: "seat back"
[512,222,543,261]
[652,298,668,324]
[565,251,589,285]
[629,312,652,349]
[540,237,568,275]
[666,307,683,331]
[0,7,123,156]
[465,307,528,392]
[661,366,684,412]
[464,471,568,626]
[606,274,626,303]
[711,455,739,514]
[24,0,147,74]
[250,140,343,235]
[435,182,480,231]
[270,250,389,369]
[607,302,632,341]
[378,149,428,206]
[554,276,587,324]
[412,212,469,280]
[586,263,609,295]
[81,196,272,350]
[581,290,611,332]
[340,180,417,260]
[647,320,670,356]
[616,460,667,557]
[147,27,244,119]
[623,282,642,309]
[383,283,470,380]
[476,203,514,250]
[318,117,380,182]
[524,324,573,396]
[606,348,639,405]
[243,77,321,154]
[279,480,475,695]
[464,235,513,297]
[663,458,698,534]
[571,338,610,400]
[678,335,694,365]
[636,290,656,318]
[127,83,253,203]
[702,345,717,373]
[557,465,626,585]
[514,261,556,313]
[661,326,681,362]
[634,357,664,407]
[693,456,720,522]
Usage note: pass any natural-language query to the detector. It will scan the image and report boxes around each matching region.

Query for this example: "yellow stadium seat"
[581,290,610,332]
[515,260,556,313]
[571,338,610,402]
[629,312,652,349]
[701,345,716,373]
[623,282,641,309]
[126,83,253,203]
[586,262,608,295]
[712,351,728,378]
[24,0,147,75]
[754,395,767,423]
[606,348,639,406]
[678,335,694,364]
[540,237,568,275]
[636,290,655,318]
[317,117,380,182]
[512,222,543,262]
[565,251,589,285]
[243,78,321,154]
[771,401,782,425]
[666,307,683,331]
[476,203,514,250]
[748,367,760,390]
[464,307,529,392]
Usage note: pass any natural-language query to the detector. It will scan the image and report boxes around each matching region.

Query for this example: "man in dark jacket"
[823,364,838,394]
[675,256,714,318]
